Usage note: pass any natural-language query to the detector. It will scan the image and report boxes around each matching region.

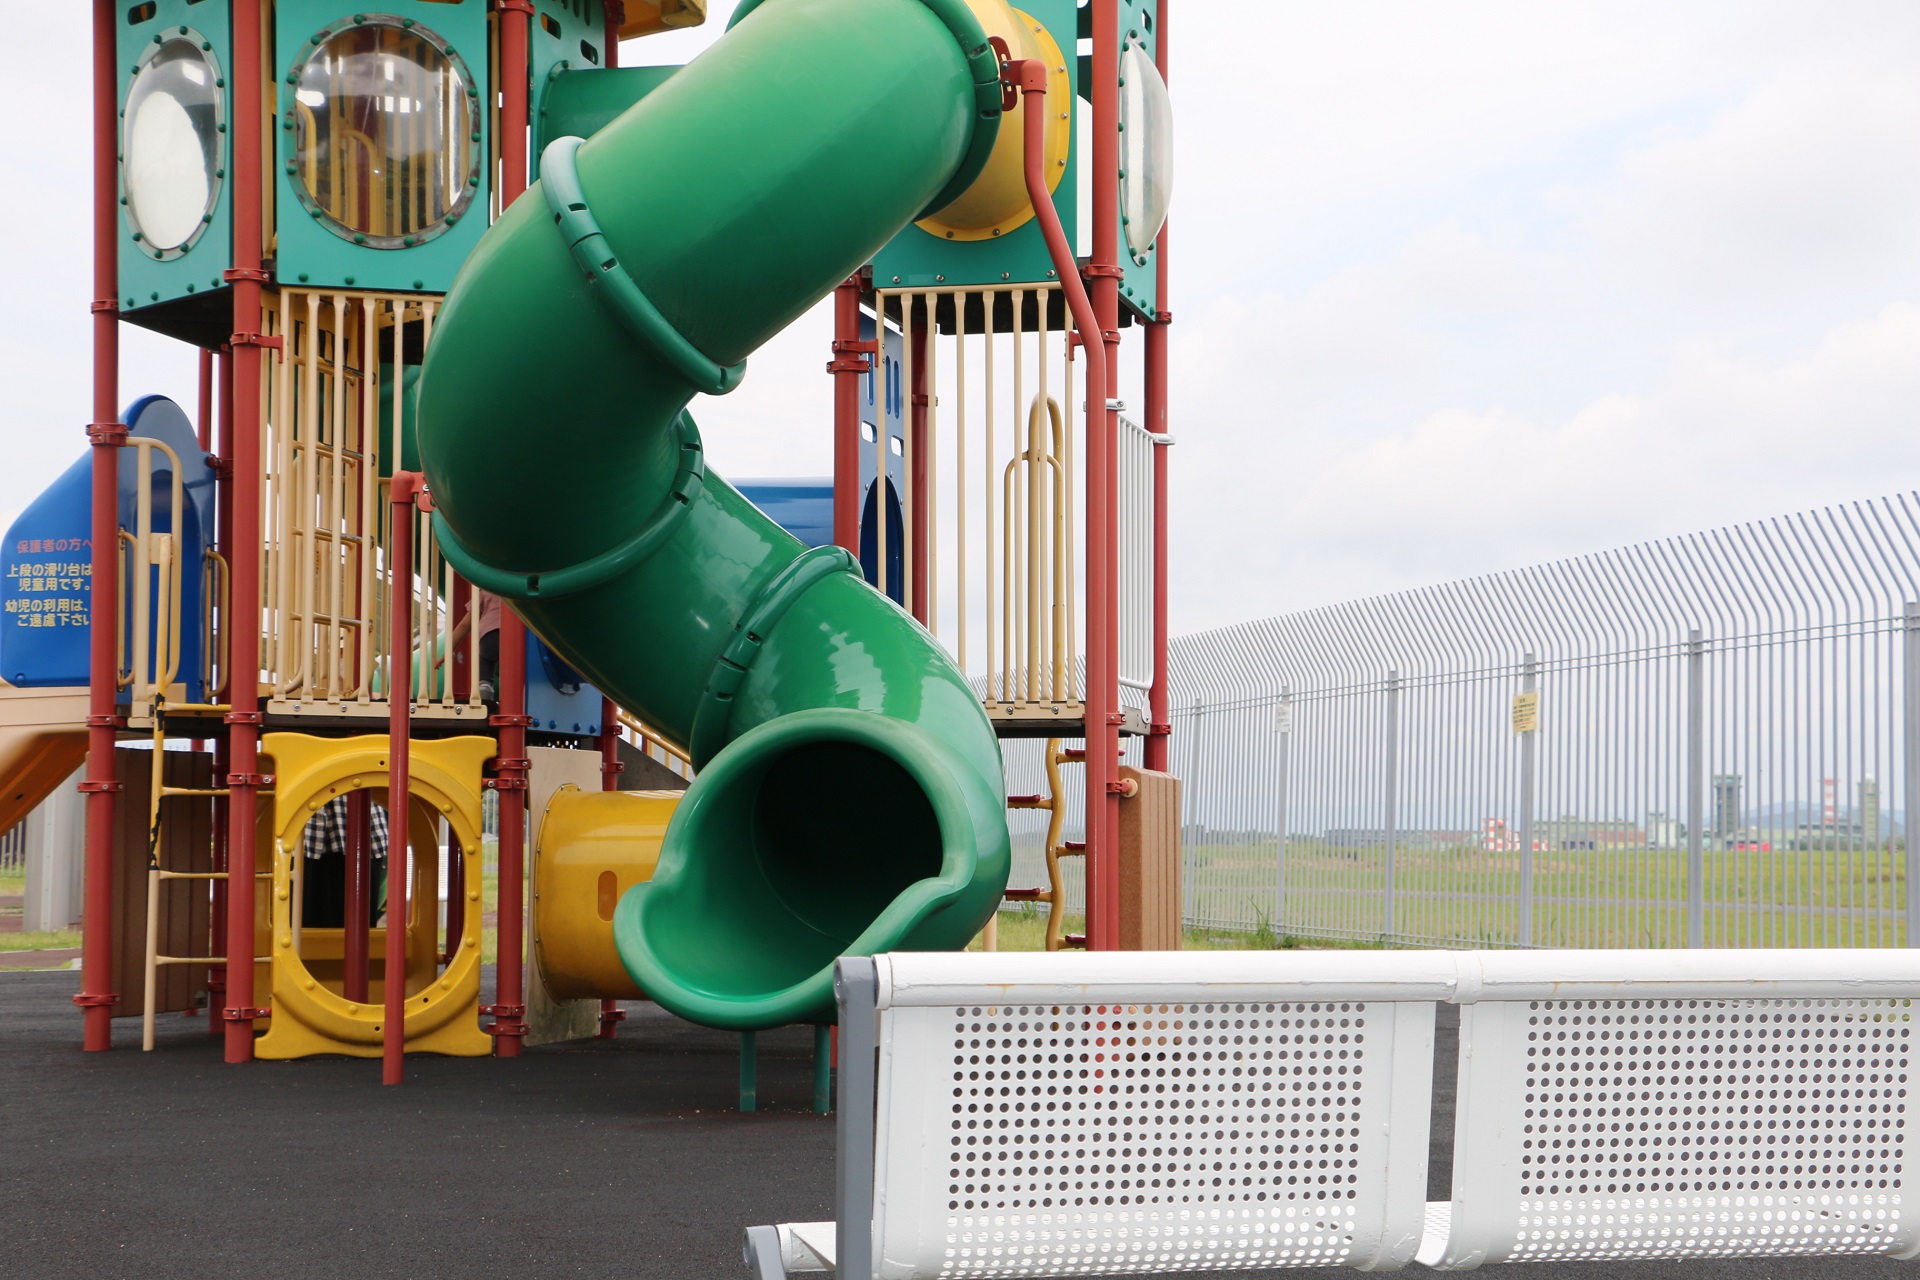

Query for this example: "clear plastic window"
[123,37,223,257]
[289,20,478,248]
[1119,42,1173,263]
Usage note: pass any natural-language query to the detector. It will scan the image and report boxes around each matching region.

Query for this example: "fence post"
[1383,669,1400,941]
[1905,604,1920,947]
[1274,687,1292,939]
[1518,653,1537,947]
[1181,697,1202,929]
[1686,628,1705,949]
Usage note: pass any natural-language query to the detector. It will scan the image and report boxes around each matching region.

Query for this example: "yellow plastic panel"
[915,2,1070,241]
[618,0,707,39]
[532,787,682,1001]
[254,733,495,1060]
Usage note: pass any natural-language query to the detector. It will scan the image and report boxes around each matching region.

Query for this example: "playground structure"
[12,0,1175,1069]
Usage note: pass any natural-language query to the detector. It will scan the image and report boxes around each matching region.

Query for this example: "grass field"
[1184,839,1910,949]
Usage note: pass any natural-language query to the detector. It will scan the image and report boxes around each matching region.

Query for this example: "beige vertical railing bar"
[1037,314,1052,702]
[1047,397,1067,703]
[984,293,997,702]
[1011,290,1026,704]
[874,292,888,617]
[1063,331,1076,703]
[327,293,349,700]
[356,295,379,701]
[419,299,454,709]
[130,442,154,705]
[269,293,293,693]
[924,291,938,639]
[901,293,916,616]
[955,293,968,674]
[1025,393,1045,707]
[295,290,321,694]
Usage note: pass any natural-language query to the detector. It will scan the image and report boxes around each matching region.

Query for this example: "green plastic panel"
[271,0,491,293]
[117,0,233,327]
[535,65,681,159]
[872,0,1079,294]
[532,0,610,158]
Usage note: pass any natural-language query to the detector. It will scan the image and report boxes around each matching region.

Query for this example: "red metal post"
[77,0,124,1049]
[344,789,370,1002]
[829,276,867,554]
[604,2,623,68]
[384,474,422,1084]
[1061,0,1125,950]
[1008,57,1118,949]
[909,310,930,624]
[1143,0,1172,775]
[222,0,270,1063]
[490,0,535,1060]
[196,348,214,452]
[449,578,472,701]
[596,693,624,1039]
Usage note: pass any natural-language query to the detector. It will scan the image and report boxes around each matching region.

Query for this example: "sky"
[5,1,1919,636]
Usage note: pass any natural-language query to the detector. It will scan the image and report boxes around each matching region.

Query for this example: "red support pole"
[196,348,214,452]
[1143,0,1173,776]
[344,789,370,1003]
[1009,56,1118,949]
[596,694,624,1039]
[909,311,930,625]
[77,0,124,1050]
[604,2,623,69]
[491,613,530,1057]
[490,0,534,1060]
[449,578,472,702]
[830,276,867,555]
[223,0,269,1064]
[1086,0,1126,950]
[384,474,422,1085]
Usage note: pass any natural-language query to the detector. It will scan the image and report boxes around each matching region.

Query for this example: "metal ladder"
[120,436,264,1049]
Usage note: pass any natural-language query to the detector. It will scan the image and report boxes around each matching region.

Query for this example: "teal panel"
[871,0,1077,295]
[272,0,491,293]
[532,0,611,156]
[1116,0,1160,322]
[117,0,233,319]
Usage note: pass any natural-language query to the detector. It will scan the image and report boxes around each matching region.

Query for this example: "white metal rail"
[747,949,1920,1278]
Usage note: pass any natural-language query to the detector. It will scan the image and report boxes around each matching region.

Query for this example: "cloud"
[1175,302,1920,627]
[6,0,1920,655]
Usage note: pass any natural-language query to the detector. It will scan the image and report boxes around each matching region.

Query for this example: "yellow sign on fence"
[1512,691,1539,734]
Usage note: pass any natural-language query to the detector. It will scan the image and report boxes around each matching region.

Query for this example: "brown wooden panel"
[109,747,215,1019]
[1118,765,1183,951]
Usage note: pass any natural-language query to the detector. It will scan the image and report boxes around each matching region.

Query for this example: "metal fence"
[1005,493,1920,949]
[0,821,26,877]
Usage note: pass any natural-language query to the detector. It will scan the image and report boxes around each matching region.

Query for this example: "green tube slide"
[415,0,1012,1029]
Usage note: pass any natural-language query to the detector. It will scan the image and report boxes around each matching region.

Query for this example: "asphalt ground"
[1,969,1910,1280]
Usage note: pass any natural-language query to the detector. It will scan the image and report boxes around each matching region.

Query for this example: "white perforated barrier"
[746,950,1920,1280]
[1422,950,1920,1268]
[862,953,1444,1277]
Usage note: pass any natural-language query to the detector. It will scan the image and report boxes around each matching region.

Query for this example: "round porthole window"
[123,33,225,260]
[1118,41,1173,264]
[286,17,480,249]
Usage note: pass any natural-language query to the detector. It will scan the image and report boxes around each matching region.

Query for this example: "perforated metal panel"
[1433,996,1920,1267]
[872,997,1435,1278]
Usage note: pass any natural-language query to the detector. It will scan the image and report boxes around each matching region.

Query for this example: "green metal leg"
[739,1030,757,1113]
[813,1023,833,1114]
